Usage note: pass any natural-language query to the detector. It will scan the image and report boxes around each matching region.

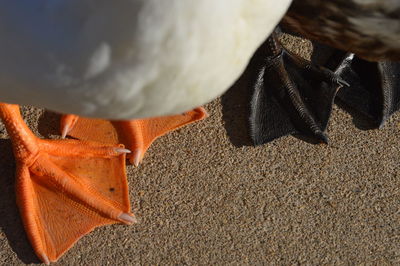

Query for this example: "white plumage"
[0,0,291,119]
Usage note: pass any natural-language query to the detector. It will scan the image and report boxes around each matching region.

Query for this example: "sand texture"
[0,36,399,265]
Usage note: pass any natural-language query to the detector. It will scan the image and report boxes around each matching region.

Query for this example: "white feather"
[0,0,291,119]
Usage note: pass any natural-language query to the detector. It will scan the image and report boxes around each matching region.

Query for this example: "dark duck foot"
[316,48,400,129]
[250,29,347,146]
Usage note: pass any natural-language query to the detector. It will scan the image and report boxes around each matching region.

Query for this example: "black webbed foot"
[321,50,400,129]
[250,30,345,146]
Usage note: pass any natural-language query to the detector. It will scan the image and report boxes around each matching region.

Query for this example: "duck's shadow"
[220,43,266,148]
[0,139,40,264]
[37,110,62,138]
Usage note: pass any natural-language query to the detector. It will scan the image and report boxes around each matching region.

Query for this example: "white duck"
[0,0,291,264]
[1,0,290,118]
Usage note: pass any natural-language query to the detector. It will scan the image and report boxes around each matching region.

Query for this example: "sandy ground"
[0,36,399,265]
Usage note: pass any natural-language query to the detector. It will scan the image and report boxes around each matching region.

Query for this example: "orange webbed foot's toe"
[0,104,134,264]
[60,107,208,166]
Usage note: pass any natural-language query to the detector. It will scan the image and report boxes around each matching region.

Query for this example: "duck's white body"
[0,0,290,119]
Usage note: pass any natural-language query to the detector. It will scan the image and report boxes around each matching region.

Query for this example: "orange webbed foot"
[0,104,134,264]
[60,107,208,166]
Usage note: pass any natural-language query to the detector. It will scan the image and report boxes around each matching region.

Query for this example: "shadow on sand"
[220,42,268,148]
[37,110,62,138]
[0,138,40,264]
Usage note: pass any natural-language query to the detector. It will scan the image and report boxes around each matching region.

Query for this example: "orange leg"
[60,107,208,166]
[0,104,135,264]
